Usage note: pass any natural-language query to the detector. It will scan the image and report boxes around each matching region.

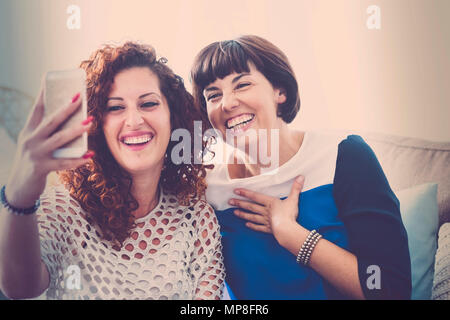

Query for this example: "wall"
[0,0,449,182]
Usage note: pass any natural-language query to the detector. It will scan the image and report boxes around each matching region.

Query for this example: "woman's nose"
[221,92,239,113]
[125,109,144,127]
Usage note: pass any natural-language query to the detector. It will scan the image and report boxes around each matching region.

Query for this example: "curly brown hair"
[59,42,208,248]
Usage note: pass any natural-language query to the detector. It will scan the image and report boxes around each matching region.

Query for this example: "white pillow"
[396,183,439,300]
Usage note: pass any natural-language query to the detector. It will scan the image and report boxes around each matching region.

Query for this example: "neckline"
[134,186,164,223]
[224,131,309,182]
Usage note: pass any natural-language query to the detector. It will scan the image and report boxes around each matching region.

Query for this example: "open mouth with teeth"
[121,134,154,149]
[226,114,255,131]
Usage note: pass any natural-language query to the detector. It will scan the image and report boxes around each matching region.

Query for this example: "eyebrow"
[107,92,161,101]
[203,73,250,93]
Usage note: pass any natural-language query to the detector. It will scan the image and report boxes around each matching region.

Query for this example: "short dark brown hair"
[190,35,300,123]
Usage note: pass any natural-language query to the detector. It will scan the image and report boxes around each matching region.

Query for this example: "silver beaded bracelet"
[299,232,320,263]
[296,229,317,264]
[296,229,323,266]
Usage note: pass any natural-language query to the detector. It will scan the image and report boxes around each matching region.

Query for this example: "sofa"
[349,131,450,300]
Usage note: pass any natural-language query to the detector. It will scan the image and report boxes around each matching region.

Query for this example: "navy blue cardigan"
[333,135,412,299]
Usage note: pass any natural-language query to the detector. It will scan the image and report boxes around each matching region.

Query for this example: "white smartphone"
[44,68,88,158]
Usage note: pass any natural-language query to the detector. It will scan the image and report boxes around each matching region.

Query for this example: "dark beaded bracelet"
[0,185,40,215]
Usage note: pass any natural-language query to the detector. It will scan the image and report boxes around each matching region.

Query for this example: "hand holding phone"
[4,70,93,209]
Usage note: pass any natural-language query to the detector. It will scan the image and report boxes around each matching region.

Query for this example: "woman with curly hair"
[0,42,225,300]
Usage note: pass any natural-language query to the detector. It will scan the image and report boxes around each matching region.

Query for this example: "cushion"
[362,132,450,227]
[397,183,439,299]
[432,223,450,300]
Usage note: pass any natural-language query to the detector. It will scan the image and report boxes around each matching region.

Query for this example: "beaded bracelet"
[296,229,323,266]
[0,185,40,216]
[299,232,321,263]
[296,230,317,264]
[303,233,322,266]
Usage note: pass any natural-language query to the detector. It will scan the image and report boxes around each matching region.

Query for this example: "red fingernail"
[82,116,94,125]
[72,93,81,103]
[82,151,95,159]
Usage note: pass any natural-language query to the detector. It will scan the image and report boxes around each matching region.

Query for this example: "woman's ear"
[275,88,287,104]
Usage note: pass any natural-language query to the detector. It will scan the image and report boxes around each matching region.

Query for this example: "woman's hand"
[5,83,94,208]
[229,175,305,243]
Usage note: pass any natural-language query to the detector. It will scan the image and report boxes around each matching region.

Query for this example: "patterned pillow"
[432,223,450,300]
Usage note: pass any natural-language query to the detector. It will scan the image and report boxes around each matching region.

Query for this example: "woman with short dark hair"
[190,35,411,300]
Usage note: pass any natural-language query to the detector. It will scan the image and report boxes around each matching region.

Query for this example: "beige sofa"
[356,131,450,300]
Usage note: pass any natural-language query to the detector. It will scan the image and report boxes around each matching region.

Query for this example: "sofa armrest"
[432,223,450,300]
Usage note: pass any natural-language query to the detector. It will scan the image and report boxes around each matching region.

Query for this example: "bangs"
[191,40,261,89]
[191,35,300,123]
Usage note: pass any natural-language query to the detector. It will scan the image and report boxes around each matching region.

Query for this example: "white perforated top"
[35,185,225,300]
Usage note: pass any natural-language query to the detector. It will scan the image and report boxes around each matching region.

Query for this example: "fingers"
[35,92,83,139]
[40,116,93,153]
[288,175,305,200]
[47,152,94,171]
[233,209,268,225]
[244,222,272,234]
[229,198,265,215]
[233,188,272,206]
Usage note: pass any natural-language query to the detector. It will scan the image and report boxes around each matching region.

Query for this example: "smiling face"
[102,67,171,175]
[203,62,286,147]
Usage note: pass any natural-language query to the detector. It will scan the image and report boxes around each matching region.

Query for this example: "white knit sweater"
[35,185,225,300]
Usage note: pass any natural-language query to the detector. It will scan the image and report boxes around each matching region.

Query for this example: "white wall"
[1,1,449,178]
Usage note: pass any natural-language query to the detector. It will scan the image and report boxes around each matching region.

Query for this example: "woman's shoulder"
[193,200,220,233]
[337,134,374,158]
[193,198,216,217]
[333,134,398,213]
[188,197,217,223]
[335,134,383,178]
[298,132,380,177]
[160,189,216,221]
[38,184,86,222]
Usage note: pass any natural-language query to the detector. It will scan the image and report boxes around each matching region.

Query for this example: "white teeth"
[232,123,245,132]
[227,114,254,129]
[123,135,152,145]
